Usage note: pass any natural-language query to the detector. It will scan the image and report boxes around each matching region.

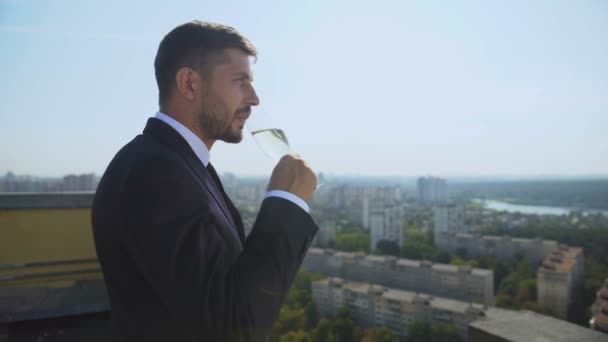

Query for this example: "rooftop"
[539,246,582,274]
[432,296,485,314]
[0,192,94,209]
[365,255,394,264]
[470,308,608,342]
[448,232,560,247]
[396,259,420,267]
[432,263,459,273]
[512,237,534,244]
[472,268,493,276]
[381,288,421,303]
[308,247,324,255]
[307,248,493,277]
[539,259,575,274]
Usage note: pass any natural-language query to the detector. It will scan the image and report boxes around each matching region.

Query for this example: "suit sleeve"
[122,157,318,341]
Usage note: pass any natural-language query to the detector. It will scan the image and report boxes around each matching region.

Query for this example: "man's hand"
[267,154,317,202]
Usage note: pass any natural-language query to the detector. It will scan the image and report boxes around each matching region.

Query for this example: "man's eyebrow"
[233,71,253,81]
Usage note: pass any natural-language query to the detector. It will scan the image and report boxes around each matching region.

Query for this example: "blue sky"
[1,0,607,177]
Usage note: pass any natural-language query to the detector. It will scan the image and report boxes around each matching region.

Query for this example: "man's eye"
[236,78,248,87]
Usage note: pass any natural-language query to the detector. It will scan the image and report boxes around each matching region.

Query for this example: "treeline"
[449,179,608,209]
[334,226,370,253]
[480,221,608,262]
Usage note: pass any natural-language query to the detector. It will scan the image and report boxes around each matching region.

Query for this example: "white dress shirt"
[154,112,310,213]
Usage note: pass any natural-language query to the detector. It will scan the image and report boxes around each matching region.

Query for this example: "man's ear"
[175,67,199,101]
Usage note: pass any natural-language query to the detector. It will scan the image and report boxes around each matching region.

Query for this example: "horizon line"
[3,170,608,181]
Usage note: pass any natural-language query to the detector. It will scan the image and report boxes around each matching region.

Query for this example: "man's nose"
[247,84,260,107]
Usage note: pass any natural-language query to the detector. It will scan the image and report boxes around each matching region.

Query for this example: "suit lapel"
[142,118,242,250]
[225,195,246,244]
[182,159,237,229]
[206,163,246,245]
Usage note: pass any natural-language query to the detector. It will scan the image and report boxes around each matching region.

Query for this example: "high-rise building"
[537,245,584,319]
[362,193,369,229]
[3,171,17,192]
[361,185,404,230]
[370,203,406,251]
[317,172,326,186]
[329,185,347,209]
[417,176,448,205]
[0,171,65,193]
[220,172,237,192]
[433,205,466,245]
[312,220,337,248]
[303,248,494,306]
[62,173,97,192]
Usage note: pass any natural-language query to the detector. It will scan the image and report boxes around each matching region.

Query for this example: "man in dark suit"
[91,21,318,341]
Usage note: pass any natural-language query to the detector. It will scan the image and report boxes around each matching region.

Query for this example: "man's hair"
[154,20,257,106]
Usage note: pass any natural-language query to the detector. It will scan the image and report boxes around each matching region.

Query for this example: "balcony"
[0,193,111,339]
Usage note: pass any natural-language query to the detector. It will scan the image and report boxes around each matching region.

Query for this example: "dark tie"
[206,163,230,199]
[206,163,245,243]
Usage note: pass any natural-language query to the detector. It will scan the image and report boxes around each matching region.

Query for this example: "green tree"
[436,250,451,263]
[270,270,323,341]
[311,316,360,342]
[407,321,430,342]
[498,273,520,297]
[361,327,399,342]
[522,301,558,318]
[304,302,318,328]
[492,259,512,292]
[376,240,401,256]
[270,306,309,340]
[280,330,312,342]
[335,306,350,320]
[515,278,537,305]
[335,232,370,253]
[494,259,538,310]
[514,260,535,279]
[495,294,516,309]
[450,256,477,267]
[340,225,366,234]
[401,229,438,260]
[330,317,361,342]
[311,319,332,342]
[430,323,462,342]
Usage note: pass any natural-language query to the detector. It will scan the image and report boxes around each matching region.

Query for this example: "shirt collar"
[154,112,210,167]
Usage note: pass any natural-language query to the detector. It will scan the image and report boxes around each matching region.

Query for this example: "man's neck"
[159,107,215,150]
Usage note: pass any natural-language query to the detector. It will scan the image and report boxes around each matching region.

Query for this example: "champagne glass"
[249,127,292,161]
[247,108,321,189]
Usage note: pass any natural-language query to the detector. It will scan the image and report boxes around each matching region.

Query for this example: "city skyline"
[1,1,607,177]
[2,169,608,183]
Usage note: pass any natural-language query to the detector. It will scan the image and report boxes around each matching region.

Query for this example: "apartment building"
[303,248,494,306]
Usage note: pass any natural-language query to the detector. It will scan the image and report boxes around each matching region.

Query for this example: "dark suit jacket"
[91,118,318,341]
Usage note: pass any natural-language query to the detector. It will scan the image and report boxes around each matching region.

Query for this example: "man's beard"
[197,104,244,144]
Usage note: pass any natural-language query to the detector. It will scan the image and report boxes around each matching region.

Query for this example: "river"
[473,199,608,217]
